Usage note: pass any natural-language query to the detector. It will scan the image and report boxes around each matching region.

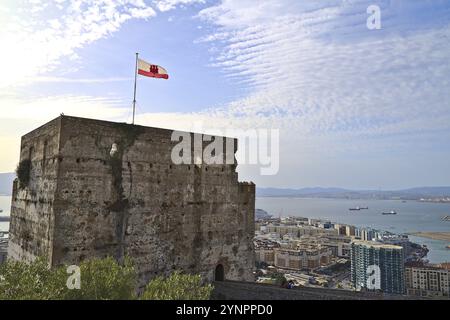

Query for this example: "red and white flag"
[137,58,169,79]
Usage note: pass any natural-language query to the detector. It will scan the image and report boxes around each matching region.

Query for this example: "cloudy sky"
[1,0,449,189]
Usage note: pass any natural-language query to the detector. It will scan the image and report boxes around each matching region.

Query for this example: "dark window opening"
[215,264,225,281]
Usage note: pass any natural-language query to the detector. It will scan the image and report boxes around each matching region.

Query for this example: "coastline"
[409,232,450,242]
[256,197,450,263]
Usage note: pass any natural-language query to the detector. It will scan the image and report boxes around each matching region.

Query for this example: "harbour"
[256,197,450,263]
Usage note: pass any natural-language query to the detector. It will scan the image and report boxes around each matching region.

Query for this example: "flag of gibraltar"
[137,58,169,79]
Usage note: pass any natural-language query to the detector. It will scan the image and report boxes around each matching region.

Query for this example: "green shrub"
[0,257,211,300]
[0,256,137,300]
[65,256,137,300]
[0,258,67,300]
[141,271,213,300]
[16,159,31,188]
[270,272,287,286]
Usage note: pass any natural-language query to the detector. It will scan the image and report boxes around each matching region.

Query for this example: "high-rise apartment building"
[351,241,405,294]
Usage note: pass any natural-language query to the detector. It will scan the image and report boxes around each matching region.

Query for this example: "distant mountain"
[0,172,15,196]
[397,187,450,197]
[256,186,450,200]
[255,209,272,220]
[2,169,449,201]
[256,187,350,197]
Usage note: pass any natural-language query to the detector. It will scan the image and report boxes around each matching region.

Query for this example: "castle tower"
[8,115,255,286]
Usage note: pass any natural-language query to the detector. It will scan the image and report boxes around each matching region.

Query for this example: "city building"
[345,225,356,237]
[313,234,352,258]
[351,241,405,294]
[381,234,414,259]
[334,224,347,236]
[254,239,279,265]
[356,228,381,241]
[308,218,321,227]
[330,242,352,258]
[274,245,332,271]
[405,264,450,298]
[437,263,450,271]
[255,248,275,266]
[319,221,333,229]
[265,224,338,238]
[0,232,8,265]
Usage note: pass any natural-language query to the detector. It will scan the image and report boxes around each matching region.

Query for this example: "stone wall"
[8,117,62,263]
[8,115,255,286]
[211,281,423,300]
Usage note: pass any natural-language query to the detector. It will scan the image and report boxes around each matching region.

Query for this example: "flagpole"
[132,52,139,125]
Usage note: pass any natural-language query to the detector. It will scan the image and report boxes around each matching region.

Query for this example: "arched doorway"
[214,264,224,281]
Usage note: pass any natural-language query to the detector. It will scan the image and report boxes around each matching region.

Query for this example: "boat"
[446,245,450,250]
[442,216,450,221]
[382,210,397,215]
[349,206,369,211]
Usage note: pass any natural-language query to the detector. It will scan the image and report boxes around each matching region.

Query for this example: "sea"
[256,197,450,263]
[1,195,449,263]
[0,195,11,232]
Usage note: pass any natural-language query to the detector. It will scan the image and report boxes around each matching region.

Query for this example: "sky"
[0,0,449,190]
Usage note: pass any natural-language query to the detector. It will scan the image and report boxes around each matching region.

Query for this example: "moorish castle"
[8,115,255,287]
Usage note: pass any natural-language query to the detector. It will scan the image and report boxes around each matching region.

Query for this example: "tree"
[0,256,137,300]
[270,272,287,287]
[15,159,31,188]
[141,271,213,300]
[0,258,67,300]
[1,257,212,300]
[64,256,137,300]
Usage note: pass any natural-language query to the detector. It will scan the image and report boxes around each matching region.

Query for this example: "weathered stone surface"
[8,115,255,286]
[211,281,425,300]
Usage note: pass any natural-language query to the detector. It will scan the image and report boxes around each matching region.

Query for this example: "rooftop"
[352,240,403,250]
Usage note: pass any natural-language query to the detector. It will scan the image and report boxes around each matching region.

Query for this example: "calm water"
[1,195,449,263]
[0,196,11,232]
[256,197,450,263]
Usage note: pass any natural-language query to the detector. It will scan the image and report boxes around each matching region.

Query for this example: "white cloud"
[0,94,128,122]
[33,76,133,84]
[0,0,157,88]
[191,0,450,187]
[1,0,450,188]
[197,0,450,140]
[154,0,205,12]
[0,0,157,173]
[0,93,129,172]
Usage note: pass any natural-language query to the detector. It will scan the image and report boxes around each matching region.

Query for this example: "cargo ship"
[349,206,368,211]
